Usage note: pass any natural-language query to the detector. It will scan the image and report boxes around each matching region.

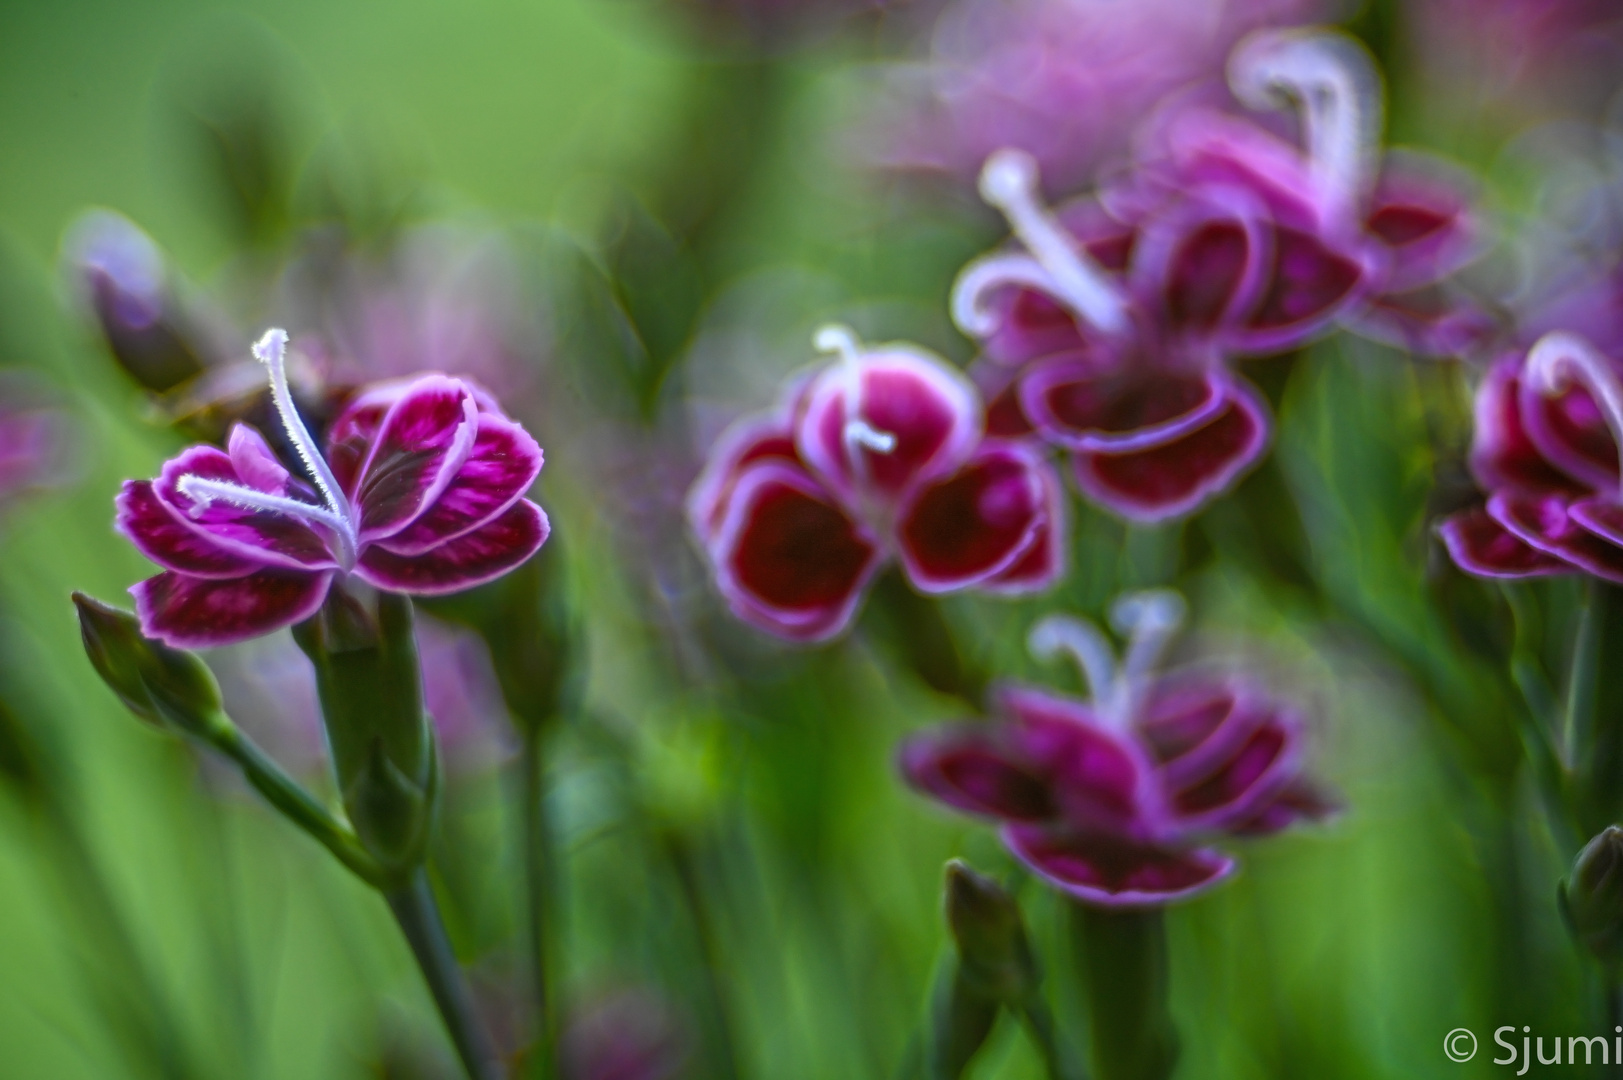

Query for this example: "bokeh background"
[2,0,1620,1076]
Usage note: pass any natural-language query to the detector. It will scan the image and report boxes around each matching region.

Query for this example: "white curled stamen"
[1229,29,1381,224]
[1526,331,1623,495]
[972,149,1130,336]
[176,475,355,542]
[1110,589,1187,721]
[1028,614,1120,720]
[815,324,898,476]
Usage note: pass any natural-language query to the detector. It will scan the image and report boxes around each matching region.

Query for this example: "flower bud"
[294,587,438,875]
[72,592,225,739]
[66,212,206,394]
[944,859,1040,1004]
[1562,826,1623,967]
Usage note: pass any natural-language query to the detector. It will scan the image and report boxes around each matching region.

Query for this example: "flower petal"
[796,347,982,507]
[1162,705,1300,833]
[895,441,1051,593]
[898,726,1057,821]
[704,462,883,642]
[377,412,544,556]
[154,445,339,571]
[116,480,263,578]
[1227,780,1339,836]
[348,375,481,541]
[979,459,1067,594]
[1518,359,1622,491]
[1230,225,1367,353]
[356,498,549,595]
[685,411,801,546]
[1470,358,1577,492]
[131,568,333,649]
[1346,284,1497,359]
[1070,378,1270,523]
[1020,359,1227,453]
[1364,152,1481,290]
[1000,686,1148,834]
[1488,489,1623,583]
[1437,505,1573,579]
[1003,824,1236,907]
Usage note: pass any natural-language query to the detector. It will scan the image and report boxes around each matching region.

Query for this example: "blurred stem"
[1070,906,1177,1080]
[1564,578,1605,773]
[204,715,387,887]
[1502,585,1581,856]
[661,827,743,1080]
[927,963,1000,1080]
[37,798,206,1080]
[385,870,504,1080]
[867,572,987,706]
[519,727,558,1079]
[1017,997,1078,1080]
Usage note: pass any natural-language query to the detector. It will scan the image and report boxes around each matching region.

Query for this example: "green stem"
[1565,578,1605,772]
[1502,585,1582,856]
[1071,906,1177,1080]
[927,963,1000,1080]
[1018,997,1080,1080]
[519,729,558,1078]
[385,870,504,1080]
[662,829,742,1080]
[205,716,387,886]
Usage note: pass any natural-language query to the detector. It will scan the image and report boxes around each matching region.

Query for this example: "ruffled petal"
[1227,780,1340,836]
[1518,358,1622,491]
[796,348,982,507]
[1437,505,1573,578]
[1020,359,1227,453]
[154,445,339,571]
[1488,489,1623,582]
[115,480,263,578]
[348,375,481,541]
[1070,378,1270,523]
[1131,189,1272,339]
[1364,152,1481,290]
[1228,225,1368,354]
[898,726,1058,821]
[1470,358,1577,492]
[1003,824,1236,907]
[1346,284,1497,359]
[999,686,1148,834]
[704,462,884,642]
[895,441,1051,593]
[1161,704,1300,833]
[131,568,333,649]
[377,412,544,556]
[979,458,1067,594]
[685,412,801,545]
[356,498,549,595]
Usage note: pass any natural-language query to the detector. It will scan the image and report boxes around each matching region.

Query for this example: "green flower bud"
[944,859,1040,1005]
[72,592,225,739]
[1562,826,1623,968]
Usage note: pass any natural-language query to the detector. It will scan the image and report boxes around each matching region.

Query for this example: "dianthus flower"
[687,326,1065,642]
[117,329,548,647]
[900,590,1331,906]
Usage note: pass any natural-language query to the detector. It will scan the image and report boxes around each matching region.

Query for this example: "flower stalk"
[1071,905,1178,1080]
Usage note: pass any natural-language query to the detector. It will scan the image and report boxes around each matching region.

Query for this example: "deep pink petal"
[1364,152,1481,290]
[1347,285,1498,359]
[1437,505,1573,579]
[999,686,1148,834]
[898,727,1057,821]
[705,462,883,643]
[154,445,339,571]
[356,498,549,595]
[1227,780,1340,836]
[1130,188,1272,339]
[1488,489,1623,583]
[1518,359,1622,491]
[979,459,1067,594]
[131,568,333,649]
[348,375,481,540]
[1003,825,1236,907]
[1070,379,1270,523]
[378,412,544,556]
[1230,225,1368,353]
[1137,683,1243,776]
[685,412,801,546]
[1470,358,1577,492]
[1162,706,1300,832]
[115,480,263,579]
[1020,359,1226,453]
[796,348,982,507]
[895,441,1049,593]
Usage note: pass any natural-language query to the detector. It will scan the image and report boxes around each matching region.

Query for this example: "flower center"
[175,328,361,570]
[1525,330,1623,496]
[814,324,899,472]
[1027,589,1187,729]
[1228,28,1381,227]
[953,149,1130,340]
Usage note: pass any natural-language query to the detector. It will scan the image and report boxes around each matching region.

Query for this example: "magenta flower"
[900,591,1331,906]
[687,326,1066,642]
[949,30,1485,522]
[1437,331,1623,582]
[116,329,548,648]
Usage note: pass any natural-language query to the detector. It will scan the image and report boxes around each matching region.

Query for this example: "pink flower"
[1438,331,1623,582]
[950,29,1486,522]
[687,326,1065,642]
[117,329,548,648]
[900,591,1332,906]
[859,0,1330,193]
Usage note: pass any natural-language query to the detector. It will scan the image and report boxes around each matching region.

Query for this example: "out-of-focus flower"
[900,590,1332,906]
[687,325,1065,642]
[65,210,211,394]
[0,377,70,517]
[1437,330,1623,582]
[859,0,1330,193]
[950,29,1487,522]
[561,987,689,1080]
[117,329,548,648]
